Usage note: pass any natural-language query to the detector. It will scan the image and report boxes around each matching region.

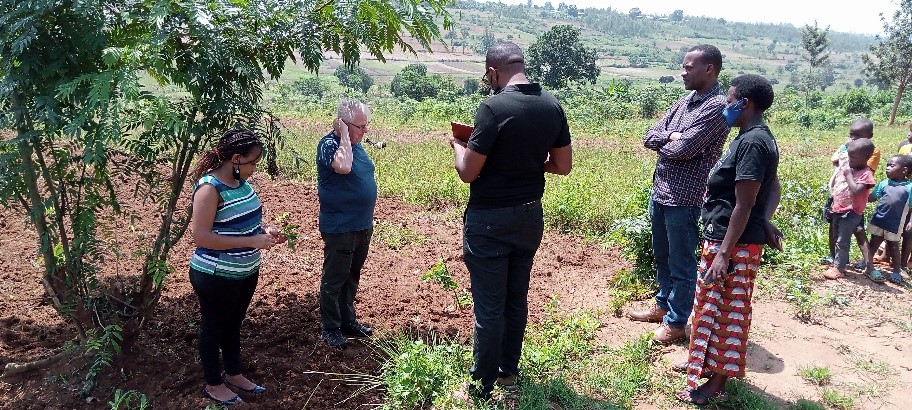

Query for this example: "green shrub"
[376,336,472,409]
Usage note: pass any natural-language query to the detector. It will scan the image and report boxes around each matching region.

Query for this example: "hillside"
[298,0,876,91]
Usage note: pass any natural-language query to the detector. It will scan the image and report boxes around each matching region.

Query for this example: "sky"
[488,0,900,35]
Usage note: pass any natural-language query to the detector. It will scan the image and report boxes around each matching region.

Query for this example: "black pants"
[463,202,544,396]
[189,268,258,386]
[320,228,372,331]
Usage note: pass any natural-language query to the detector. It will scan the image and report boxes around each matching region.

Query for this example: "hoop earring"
[232,164,241,181]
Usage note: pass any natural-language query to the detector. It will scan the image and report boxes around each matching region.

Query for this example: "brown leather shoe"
[628,305,667,323]
[653,323,686,344]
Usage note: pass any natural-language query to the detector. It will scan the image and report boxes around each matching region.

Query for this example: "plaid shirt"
[643,83,730,207]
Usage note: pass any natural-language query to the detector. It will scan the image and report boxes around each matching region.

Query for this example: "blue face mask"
[722,98,746,127]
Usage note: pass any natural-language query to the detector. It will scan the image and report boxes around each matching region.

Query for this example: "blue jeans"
[649,199,700,329]
[463,202,544,397]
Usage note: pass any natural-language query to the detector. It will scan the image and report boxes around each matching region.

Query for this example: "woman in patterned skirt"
[676,74,782,405]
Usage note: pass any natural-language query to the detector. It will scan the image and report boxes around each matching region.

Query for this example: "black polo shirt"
[466,83,572,209]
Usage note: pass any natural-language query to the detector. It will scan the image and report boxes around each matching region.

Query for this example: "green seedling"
[276,212,301,251]
[422,259,472,309]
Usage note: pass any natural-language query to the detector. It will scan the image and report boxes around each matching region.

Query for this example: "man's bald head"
[486,41,525,69]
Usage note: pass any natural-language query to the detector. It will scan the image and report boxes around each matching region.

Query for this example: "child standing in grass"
[822,118,880,267]
[824,138,876,280]
[863,154,912,284]
[871,122,912,267]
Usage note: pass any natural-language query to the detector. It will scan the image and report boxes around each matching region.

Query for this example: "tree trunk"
[889,66,910,125]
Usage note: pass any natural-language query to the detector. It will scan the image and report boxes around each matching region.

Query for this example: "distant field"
[285,5,872,94]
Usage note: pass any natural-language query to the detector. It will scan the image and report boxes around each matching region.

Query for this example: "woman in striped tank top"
[188,129,286,405]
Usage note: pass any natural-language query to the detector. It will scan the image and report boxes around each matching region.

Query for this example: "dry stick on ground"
[0,349,87,379]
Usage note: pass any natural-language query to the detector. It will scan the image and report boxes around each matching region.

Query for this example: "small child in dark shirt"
[864,154,912,284]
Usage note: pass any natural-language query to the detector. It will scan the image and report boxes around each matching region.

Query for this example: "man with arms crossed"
[630,44,730,344]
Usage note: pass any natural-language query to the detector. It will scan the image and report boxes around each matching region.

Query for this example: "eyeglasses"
[344,120,369,132]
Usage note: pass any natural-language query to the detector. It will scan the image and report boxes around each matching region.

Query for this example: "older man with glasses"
[316,98,377,349]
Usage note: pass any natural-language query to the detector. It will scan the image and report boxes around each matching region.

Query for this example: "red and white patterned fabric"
[684,240,763,388]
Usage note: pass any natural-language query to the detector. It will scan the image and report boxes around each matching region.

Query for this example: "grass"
[372,219,426,250]
[799,365,834,386]
[713,379,781,410]
[334,302,661,410]
[821,388,855,409]
[267,88,912,409]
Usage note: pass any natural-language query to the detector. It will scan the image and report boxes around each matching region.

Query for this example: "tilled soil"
[0,177,625,409]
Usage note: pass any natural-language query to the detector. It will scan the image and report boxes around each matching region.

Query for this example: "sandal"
[203,388,242,405]
[851,261,867,271]
[224,376,267,394]
[866,269,886,283]
[889,271,905,285]
[675,388,712,406]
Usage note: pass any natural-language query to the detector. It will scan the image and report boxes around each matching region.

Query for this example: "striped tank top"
[189,175,263,279]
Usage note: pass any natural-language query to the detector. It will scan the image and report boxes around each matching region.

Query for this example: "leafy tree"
[460,27,471,54]
[670,10,684,22]
[843,88,873,115]
[334,66,374,93]
[659,76,675,84]
[526,25,600,89]
[295,76,329,98]
[475,26,497,55]
[463,78,481,95]
[628,55,649,68]
[391,64,439,101]
[0,0,450,383]
[863,0,912,124]
[629,7,642,18]
[567,5,578,17]
[800,21,831,92]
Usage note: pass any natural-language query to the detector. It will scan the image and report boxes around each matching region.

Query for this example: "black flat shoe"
[224,376,267,394]
[203,388,242,405]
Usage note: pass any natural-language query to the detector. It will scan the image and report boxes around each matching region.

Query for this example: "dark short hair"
[486,41,524,68]
[893,154,912,170]
[730,74,775,112]
[851,117,874,136]
[848,138,875,160]
[688,44,723,74]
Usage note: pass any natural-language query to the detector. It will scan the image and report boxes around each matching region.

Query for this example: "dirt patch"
[2,176,911,409]
[0,177,626,409]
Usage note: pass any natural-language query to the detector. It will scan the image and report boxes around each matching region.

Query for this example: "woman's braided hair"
[190,129,263,182]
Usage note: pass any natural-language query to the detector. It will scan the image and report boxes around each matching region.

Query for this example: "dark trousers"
[189,268,259,386]
[320,228,372,331]
[833,211,863,270]
[463,203,544,395]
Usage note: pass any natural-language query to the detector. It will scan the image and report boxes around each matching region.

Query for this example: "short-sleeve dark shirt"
[466,83,572,209]
[702,124,779,244]
[316,131,378,233]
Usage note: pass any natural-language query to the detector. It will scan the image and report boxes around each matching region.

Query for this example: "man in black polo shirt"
[450,41,573,400]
